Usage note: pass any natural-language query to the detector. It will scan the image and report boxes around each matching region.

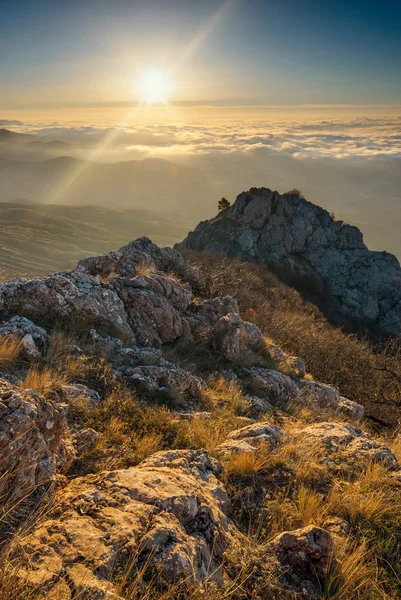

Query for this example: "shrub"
[284,188,304,197]
[218,197,231,212]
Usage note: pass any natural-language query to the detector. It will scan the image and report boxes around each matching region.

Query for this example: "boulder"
[297,379,340,409]
[211,312,263,361]
[178,188,401,337]
[125,365,206,400]
[292,422,399,469]
[217,422,283,456]
[0,379,71,502]
[337,396,364,423]
[71,428,101,454]
[272,525,334,577]
[111,273,193,347]
[240,367,299,409]
[185,296,239,337]
[13,450,241,595]
[0,315,49,358]
[0,272,133,340]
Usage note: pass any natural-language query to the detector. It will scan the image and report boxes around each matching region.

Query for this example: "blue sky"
[1,0,400,109]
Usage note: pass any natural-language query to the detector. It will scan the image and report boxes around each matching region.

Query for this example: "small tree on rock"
[218,197,231,212]
[285,188,304,198]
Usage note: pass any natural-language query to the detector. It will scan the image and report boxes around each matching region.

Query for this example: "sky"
[1,0,401,261]
[1,0,401,112]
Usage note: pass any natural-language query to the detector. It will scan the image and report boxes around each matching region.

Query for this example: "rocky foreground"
[178,188,401,337]
[1,237,401,599]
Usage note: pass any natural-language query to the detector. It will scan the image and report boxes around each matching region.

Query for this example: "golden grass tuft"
[0,336,23,368]
[19,365,67,394]
[321,541,385,600]
[136,261,156,277]
[327,464,401,526]
[205,376,252,416]
[225,447,270,479]
[297,485,326,527]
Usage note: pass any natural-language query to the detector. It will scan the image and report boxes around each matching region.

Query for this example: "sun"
[137,68,171,103]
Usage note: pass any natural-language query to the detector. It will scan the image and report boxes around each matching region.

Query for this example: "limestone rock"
[0,315,49,358]
[72,428,101,454]
[0,272,133,340]
[62,383,101,408]
[211,312,263,361]
[14,450,241,594]
[77,236,196,283]
[0,379,71,501]
[178,188,401,337]
[297,379,340,409]
[267,342,306,378]
[293,422,399,469]
[337,396,364,423]
[111,273,193,347]
[240,367,299,409]
[185,296,239,337]
[217,422,283,456]
[125,365,206,401]
[272,525,334,577]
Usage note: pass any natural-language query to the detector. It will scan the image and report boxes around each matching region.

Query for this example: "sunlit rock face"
[178,188,401,337]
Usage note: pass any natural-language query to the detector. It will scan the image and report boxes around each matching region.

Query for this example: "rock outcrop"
[292,422,399,470]
[0,379,71,501]
[273,525,334,578]
[178,188,401,337]
[3,233,400,598]
[14,450,240,595]
[0,238,261,357]
[217,421,284,456]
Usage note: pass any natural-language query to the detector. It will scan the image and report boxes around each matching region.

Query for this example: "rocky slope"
[1,237,401,599]
[178,188,401,337]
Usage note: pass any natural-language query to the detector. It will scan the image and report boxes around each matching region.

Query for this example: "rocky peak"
[178,188,401,337]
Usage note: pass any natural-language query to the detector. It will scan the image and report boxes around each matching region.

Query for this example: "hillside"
[0,234,401,599]
[0,202,189,279]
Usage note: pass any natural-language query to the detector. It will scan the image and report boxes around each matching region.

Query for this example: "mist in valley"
[1,112,401,261]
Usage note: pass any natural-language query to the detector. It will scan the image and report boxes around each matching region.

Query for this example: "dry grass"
[327,463,401,526]
[205,376,252,416]
[297,486,326,527]
[19,365,67,394]
[225,447,270,479]
[185,252,401,429]
[321,541,389,600]
[0,337,23,369]
[136,261,156,277]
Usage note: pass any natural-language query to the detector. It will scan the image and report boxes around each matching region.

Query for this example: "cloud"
[3,114,401,258]
[9,115,401,161]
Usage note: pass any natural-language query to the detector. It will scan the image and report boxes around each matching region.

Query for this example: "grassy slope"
[0,202,189,279]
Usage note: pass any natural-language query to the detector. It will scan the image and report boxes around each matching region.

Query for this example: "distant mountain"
[0,202,190,280]
[0,128,34,143]
[0,150,210,219]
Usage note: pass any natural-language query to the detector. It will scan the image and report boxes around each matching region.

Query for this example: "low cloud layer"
[11,115,401,161]
[3,115,401,259]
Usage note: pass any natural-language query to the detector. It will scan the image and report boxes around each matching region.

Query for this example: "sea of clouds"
[2,115,401,258]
